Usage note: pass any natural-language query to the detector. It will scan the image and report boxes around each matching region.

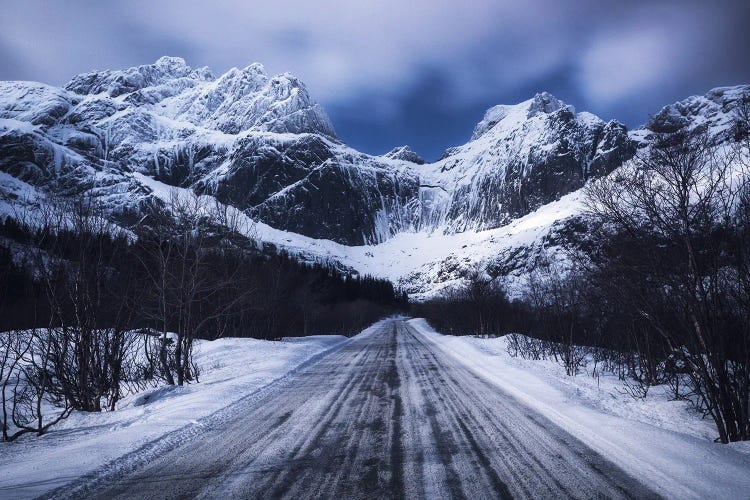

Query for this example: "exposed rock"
[385,145,425,164]
[420,93,637,233]
[0,57,746,287]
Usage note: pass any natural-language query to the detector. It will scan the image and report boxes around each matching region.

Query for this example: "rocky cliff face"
[1,57,748,289]
[198,134,421,243]
[0,57,421,244]
[418,92,636,233]
[641,85,750,141]
[0,57,640,246]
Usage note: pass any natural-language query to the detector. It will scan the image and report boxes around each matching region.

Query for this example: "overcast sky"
[1,1,749,160]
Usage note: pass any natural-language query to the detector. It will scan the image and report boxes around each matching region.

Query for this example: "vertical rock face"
[198,134,421,244]
[0,56,746,250]
[418,93,637,233]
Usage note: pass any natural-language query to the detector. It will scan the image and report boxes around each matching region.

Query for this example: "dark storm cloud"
[1,0,748,159]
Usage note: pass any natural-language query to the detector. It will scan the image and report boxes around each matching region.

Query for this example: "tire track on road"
[73,319,659,500]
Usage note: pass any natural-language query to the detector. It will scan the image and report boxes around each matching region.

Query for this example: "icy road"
[64,319,658,499]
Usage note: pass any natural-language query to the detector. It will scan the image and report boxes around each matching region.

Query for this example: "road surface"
[69,319,658,499]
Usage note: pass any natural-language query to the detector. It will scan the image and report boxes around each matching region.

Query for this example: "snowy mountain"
[643,85,749,140]
[384,145,425,164]
[418,92,635,233]
[1,57,748,297]
[0,57,420,244]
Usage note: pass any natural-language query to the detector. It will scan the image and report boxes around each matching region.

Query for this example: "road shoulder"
[408,318,750,499]
[0,329,361,499]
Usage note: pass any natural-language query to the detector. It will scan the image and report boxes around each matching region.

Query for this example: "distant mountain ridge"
[1,57,748,296]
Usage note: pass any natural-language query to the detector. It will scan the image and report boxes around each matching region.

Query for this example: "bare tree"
[586,125,750,442]
[135,190,256,385]
[524,255,588,376]
[1,330,31,440]
[3,195,141,423]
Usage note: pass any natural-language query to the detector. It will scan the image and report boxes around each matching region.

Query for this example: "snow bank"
[130,170,581,300]
[0,333,348,499]
[409,318,750,499]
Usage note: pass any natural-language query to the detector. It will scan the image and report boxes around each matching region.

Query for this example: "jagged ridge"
[1,57,748,292]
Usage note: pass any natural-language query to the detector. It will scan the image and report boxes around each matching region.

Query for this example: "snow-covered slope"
[131,171,584,299]
[0,57,420,245]
[0,57,630,247]
[384,145,425,164]
[1,57,748,297]
[419,92,635,233]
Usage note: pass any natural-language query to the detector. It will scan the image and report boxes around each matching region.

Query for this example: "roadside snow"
[0,333,348,499]
[409,318,750,499]
[132,171,580,300]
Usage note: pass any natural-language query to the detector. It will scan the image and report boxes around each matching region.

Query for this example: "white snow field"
[131,170,582,300]
[0,330,350,499]
[408,319,750,499]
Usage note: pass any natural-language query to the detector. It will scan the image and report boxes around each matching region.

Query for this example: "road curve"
[75,319,658,499]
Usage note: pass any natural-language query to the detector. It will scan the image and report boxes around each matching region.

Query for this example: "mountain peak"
[65,56,209,97]
[471,92,571,141]
[57,57,337,138]
[527,92,566,118]
[214,64,268,95]
[384,145,425,164]
[243,62,267,75]
[645,84,750,139]
[154,56,188,70]
[470,104,514,140]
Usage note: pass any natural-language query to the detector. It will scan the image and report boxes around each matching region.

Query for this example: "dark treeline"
[412,268,523,337]
[416,109,750,443]
[0,191,403,439]
[0,215,403,341]
[0,214,403,339]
